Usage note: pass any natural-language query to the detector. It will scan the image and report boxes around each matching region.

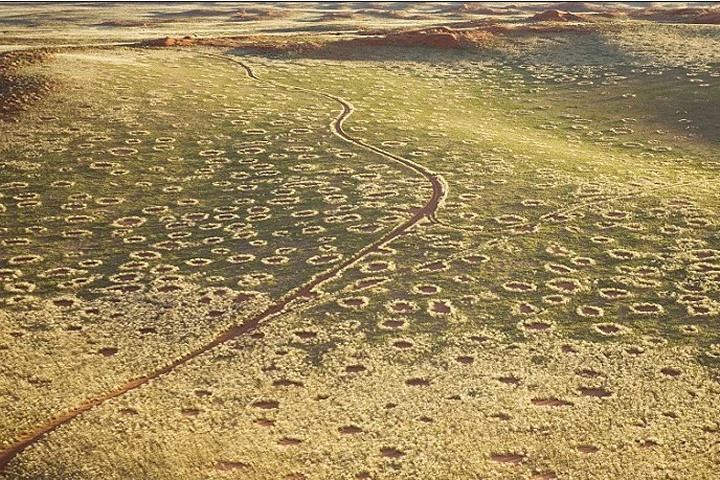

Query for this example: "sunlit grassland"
[252,49,720,350]
[1,47,421,445]
[2,17,720,480]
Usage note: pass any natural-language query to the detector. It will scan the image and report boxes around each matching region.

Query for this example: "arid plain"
[1,2,720,479]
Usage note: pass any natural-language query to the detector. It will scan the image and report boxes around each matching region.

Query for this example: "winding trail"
[0,51,444,469]
[212,53,446,207]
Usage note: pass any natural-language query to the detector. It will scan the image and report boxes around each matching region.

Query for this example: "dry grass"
[1,3,720,479]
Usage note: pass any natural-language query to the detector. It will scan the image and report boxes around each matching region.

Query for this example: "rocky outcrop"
[531,9,587,22]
